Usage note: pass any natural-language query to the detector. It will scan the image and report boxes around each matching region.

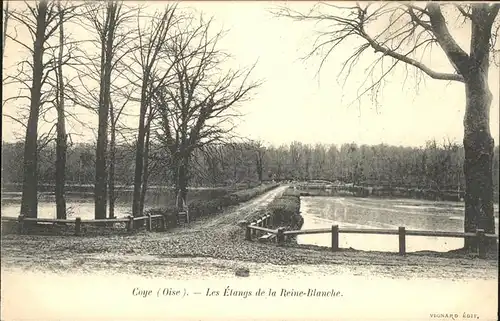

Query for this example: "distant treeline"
[2,140,499,197]
[266,141,499,194]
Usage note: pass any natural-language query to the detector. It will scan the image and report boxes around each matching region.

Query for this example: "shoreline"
[1,186,497,281]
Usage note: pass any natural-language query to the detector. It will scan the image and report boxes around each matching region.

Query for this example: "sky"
[2,1,499,148]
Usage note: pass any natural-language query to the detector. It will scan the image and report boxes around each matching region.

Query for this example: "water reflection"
[298,196,499,253]
[1,188,225,220]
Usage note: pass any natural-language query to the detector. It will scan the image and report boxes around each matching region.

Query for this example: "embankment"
[245,187,304,243]
[145,183,280,230]
[294,183,468,202]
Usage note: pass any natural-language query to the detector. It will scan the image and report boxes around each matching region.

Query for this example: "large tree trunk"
[139,126,151,217]
[94,110,109,219]
[132,102,147,218]
[94,37,108,220]
[20,1,47,218]
[94,71,109,219]
[171,152,189,210]
[108,114,116,219]
[463,71,496,253]
[55,0,67,220]
[94,2,117,220]
[462,6,497,254]
[177,156,189,209]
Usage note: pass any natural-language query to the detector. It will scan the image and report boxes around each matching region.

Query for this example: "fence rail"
[246,221,499,259]
[1,213,171,235]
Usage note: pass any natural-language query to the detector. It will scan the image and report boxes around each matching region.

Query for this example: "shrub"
[220,194,240,207]
[267,194,302,230]
[230,183,279,203]
[282,187,301,197]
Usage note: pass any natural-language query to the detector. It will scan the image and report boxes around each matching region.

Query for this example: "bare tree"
[198,144,225,186]
[126,5,182,218]
[274,3,499,253]
[80,0,137,219]
[95,1,118,219]
[6,0,79,218]
[247,140,266,184]
[54,0,67,219]
[154,14,261,209]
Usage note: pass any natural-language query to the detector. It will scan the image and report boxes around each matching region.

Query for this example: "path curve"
[1,183,497,282]
[169,185,287,233]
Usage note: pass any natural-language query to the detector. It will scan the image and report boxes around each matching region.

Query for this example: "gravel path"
[1,185,497,280]
[172,185,287,231]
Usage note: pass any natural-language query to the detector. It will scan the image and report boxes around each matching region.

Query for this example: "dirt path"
[1,184,498,281]
[2,186,498,321]
[176,185,287,231]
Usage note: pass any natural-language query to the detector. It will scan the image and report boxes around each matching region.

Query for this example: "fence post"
[277,227,285,245]
[398,226,406,256]
[246,225,252,241]
[147,214,152,232]
[258,219,264,237]
[331,225,339,251]
[476,229,486,259]
[251,221,257,238]
[75,217,82,236]
[17,215,25,235]
[127,215,134,232]
[160,214,166,232]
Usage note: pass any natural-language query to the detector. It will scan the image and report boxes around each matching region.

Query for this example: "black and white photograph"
[1,1,499,320]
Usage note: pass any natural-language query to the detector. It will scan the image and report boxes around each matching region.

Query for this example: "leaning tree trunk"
[20,1,47,219]
[462,69,496,253]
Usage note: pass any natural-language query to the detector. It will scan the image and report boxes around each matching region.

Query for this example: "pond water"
[298,196,500,253]
[0,188,226,220]
[1,201,132,220]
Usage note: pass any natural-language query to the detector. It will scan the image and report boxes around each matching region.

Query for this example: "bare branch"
[426,3,470,76]
[272,1,467,106]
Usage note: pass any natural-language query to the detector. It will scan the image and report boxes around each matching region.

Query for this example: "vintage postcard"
[1,1,498,321]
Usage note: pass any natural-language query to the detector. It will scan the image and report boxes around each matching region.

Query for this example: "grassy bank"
[1,184,259,206]
[1,183,280,236]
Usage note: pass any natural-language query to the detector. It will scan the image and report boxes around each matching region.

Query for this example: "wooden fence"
[245,217,499,259]
[1,213,170,235]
